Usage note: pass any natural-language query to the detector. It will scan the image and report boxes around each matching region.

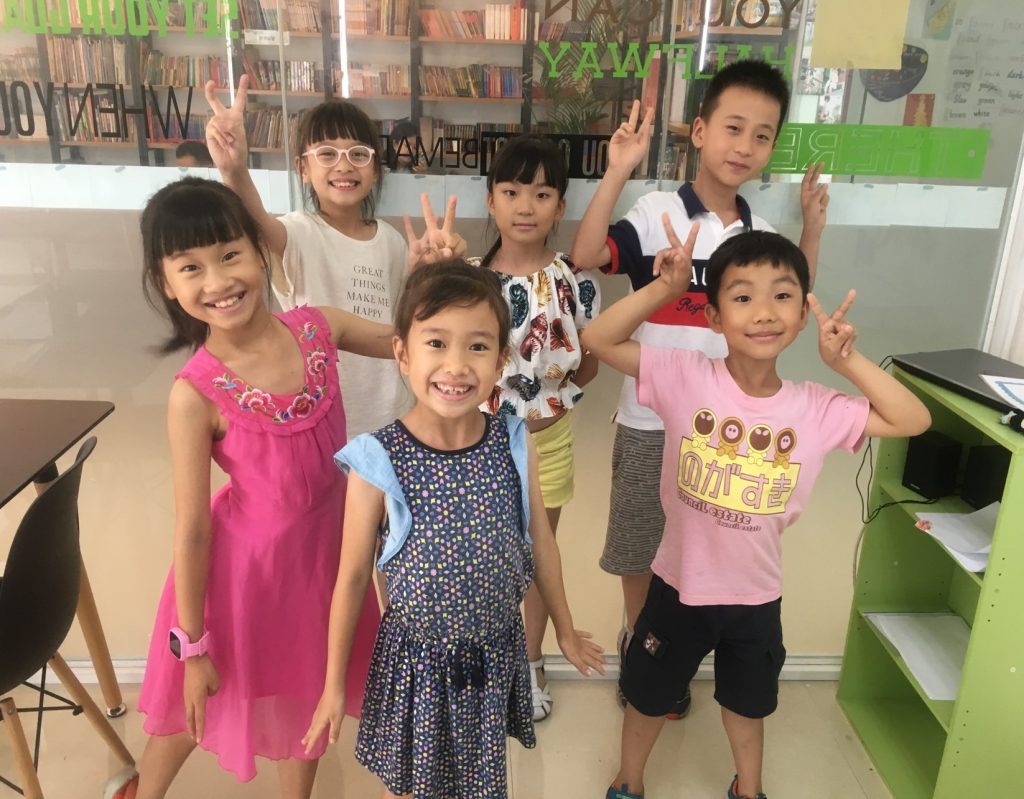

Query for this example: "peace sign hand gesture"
[608,99,654,174]
[405,193,467,270]
[205,74,250,174]
[801,161,830,236]
[808,290,857,368]
[652,213,699,297]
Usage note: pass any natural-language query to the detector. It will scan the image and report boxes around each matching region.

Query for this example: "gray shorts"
[600,424,666,576]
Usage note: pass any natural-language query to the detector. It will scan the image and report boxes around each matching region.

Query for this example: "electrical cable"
[851,356,940,585]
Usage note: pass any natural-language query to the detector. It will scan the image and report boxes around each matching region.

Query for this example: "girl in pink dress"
[107,177,387,799]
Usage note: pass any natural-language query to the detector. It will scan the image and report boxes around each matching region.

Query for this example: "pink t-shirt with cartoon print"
[638,346,870,606]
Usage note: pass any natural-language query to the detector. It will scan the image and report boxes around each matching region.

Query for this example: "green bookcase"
[837,369,1024,798]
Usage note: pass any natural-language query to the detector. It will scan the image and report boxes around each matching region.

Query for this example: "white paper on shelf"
[916,502,998,573]
[864,613,970,701]
[980,374,1024,411]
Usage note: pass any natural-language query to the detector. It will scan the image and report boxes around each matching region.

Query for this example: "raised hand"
[608,99,654,174]
[404,193,467,270]
[205,74,250,174]
[801,161,829,236]
[301,688,345,755]
[183,656,220,743]
[556,628,607,678]
[808,290,857,367]
[652,213,699,295]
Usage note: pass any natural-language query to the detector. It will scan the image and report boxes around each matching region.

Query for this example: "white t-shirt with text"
[276,212,410,437]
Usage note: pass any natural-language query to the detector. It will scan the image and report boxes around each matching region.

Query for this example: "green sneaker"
[726,774,767,799]
[607,784,644,799]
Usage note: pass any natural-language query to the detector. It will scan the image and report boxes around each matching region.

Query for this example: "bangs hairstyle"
[705,231,809,309]
[482,135,568,267]
[698,60,790,140]
[295,100,382,219]
[140,177,268,354]
[395,260,511,353]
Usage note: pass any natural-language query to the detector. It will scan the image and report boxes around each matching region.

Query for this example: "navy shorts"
[621,575,786,719]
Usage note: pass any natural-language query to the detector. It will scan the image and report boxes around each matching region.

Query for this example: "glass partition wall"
[1,0,1023,663]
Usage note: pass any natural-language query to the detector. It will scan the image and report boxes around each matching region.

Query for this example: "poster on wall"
[943,4,1024,131]
[904,93,936,126]
[860,44,929,102]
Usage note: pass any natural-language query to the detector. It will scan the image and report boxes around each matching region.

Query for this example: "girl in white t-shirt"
[467,135,600,722]
[204,76,465,436]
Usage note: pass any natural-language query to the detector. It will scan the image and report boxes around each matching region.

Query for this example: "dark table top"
[0,398,114,508]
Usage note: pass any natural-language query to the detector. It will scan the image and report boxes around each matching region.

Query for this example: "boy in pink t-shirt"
[582,222,931,799]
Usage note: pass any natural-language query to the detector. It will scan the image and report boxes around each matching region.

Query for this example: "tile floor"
[0,680,890,798]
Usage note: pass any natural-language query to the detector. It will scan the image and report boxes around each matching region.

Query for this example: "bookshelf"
[837,370,1024,798]
[0,0,763,173]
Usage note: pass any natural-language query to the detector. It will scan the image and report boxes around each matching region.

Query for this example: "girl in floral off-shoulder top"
[467,135,601,723]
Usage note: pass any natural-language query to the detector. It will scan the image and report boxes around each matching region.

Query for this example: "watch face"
[169,630,182,659]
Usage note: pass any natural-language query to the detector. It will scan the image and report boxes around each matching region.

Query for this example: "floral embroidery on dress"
[211,318,329,424]
[307,347,330,377]
[239,388,276,414]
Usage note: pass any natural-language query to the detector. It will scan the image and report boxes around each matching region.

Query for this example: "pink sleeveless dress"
[138,306,381,782]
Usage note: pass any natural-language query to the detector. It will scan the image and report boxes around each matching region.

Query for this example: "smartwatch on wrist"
[168,627,210,661]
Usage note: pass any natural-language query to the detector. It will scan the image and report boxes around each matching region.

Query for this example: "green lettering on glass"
[606,42,662,78]
[0,0,239,36]
[538,43,793,80]
[769,124,990,179]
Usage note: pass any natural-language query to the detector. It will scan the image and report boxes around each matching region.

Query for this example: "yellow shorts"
[532,411,575,509]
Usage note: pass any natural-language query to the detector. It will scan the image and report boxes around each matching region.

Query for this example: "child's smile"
[301,137,377,211]
[161,237,267,333]
[706,260,808,366]
[395,301,506,423]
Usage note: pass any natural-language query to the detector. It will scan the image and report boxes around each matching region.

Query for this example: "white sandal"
[529,658,552,721]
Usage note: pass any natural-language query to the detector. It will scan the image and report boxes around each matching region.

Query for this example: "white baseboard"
[55,654,841,687]
[544,653,842,681]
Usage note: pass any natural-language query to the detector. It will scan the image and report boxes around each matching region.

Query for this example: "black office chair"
[0,438,134,798]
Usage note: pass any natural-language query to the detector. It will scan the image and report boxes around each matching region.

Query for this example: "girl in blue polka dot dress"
[302,260,605,798]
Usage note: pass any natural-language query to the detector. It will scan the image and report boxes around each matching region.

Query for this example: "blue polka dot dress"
[336,413,536,799]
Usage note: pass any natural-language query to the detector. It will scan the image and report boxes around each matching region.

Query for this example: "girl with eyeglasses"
[204,76,466,438]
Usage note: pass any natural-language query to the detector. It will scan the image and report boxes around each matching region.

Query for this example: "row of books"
[278,1,325,33]
[54,91,142,142]
[537,19,591,41]
[393,118,521,142]
[43,0,117,28]
[239,0,326,32]
[345,0,410,37]
[147,109,209,142]
[0,47,39,80]
[238,0,281,32]
[418,64,523,99]
[483,1,529,41]
[46,36,134,84]
[162,1,214,31]
[38,1,214,32]
[143,52,228,88]
[242,50,325,93]
[244,103,301,149]
[346,63,410,96]
[418,1,528,41]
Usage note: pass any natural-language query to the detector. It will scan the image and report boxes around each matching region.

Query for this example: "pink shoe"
[102,768,138,799]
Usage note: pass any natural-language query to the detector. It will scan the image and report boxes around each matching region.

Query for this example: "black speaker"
[902,430,961,499]
[961,445,1011,509]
